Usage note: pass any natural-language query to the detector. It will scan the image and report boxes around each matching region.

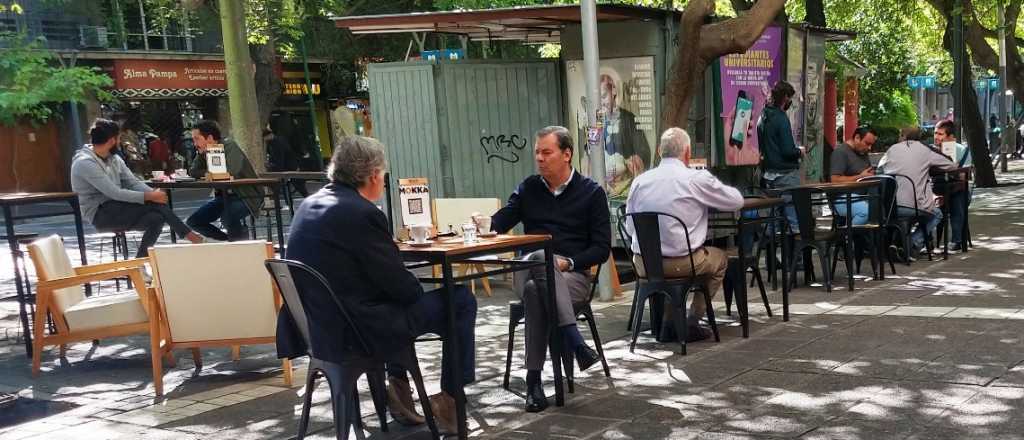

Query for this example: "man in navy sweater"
[491,125,611,413]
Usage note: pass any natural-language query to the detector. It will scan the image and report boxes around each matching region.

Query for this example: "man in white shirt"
[878,126,957,256]
[934,120,971,251]
[625,127,745,341]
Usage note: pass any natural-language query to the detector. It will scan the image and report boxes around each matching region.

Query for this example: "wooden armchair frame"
[27,243,165,395]
[147,242,292,394]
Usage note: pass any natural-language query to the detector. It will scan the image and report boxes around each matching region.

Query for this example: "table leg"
[283,178,295,213]
[844,195,855,291]
[69,197,91,297]
[736,227,750,338]
[441,259,468,440]
[167,190,177,244]
[543,244,565,407]
[4,206,32,358]
[273,183,286,252]
[780,216,790,322]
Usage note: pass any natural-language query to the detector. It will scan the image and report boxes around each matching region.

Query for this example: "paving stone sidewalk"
[2,164,1024,439]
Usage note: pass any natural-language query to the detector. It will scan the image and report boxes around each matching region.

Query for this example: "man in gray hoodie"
[70,119,202,258]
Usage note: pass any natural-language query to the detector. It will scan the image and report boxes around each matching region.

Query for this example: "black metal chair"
[264,259,440,440]
[626,212,720,355]
[722,196,773,318]
[502,265,611,393]
[785,187,840,292]
[830,175,898,279]
[617,204,644,332]
[887,173,936,263]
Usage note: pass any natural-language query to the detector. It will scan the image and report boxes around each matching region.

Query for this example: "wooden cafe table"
[398,233,564,440]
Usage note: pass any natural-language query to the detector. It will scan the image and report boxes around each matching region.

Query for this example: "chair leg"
[628,287,649,353]
[475,264,492,297]
[625,282,641,331]
[702,289,720,343]
[583,309,611,378]
[366,370,389,431]
[753,268,771,317]
[191,348,203,370]
[406,358,441,440]
[818,244,833,293]
[669,291,689,355]
[323,367,362,440]
[561,347,575,394]
[296,369,320,440]
[503,305,522,391]
[722,269,734,317]
[230,345,240,361]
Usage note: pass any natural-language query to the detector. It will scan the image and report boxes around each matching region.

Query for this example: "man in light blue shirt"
[934,120,971,251]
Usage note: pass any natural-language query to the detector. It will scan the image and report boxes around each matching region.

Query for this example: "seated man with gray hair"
[280,136,477,434]
[491,125,610,413]
[625,127,744,341]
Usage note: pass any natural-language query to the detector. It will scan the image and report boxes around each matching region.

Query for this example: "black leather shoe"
[684,325,712,343]
[525,381,548,413]
[575,344,600,371]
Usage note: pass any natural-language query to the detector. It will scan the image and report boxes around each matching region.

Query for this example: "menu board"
[398,177,432,227]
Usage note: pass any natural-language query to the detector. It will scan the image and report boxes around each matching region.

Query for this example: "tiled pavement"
[2,165,1024,439]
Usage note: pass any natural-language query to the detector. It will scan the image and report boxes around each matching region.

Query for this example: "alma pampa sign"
[112,60,227,90]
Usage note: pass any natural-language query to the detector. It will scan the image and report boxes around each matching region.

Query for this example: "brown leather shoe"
[428,392,460,435]
[387,377,425,426]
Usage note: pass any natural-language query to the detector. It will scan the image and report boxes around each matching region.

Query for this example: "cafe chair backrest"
[858,175,898,225]
[149,241,277,343]
[625,211,696,283]
[264,258,372,358]
[885,173,919,212]
[786,187,819,240]
[615,205,634,260]
[26,235,84,315]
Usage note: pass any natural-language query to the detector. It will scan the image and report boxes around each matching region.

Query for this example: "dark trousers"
[186,194,250,241]
[387,285,477,394]
[949,189,972,244]
[92,201,193,258]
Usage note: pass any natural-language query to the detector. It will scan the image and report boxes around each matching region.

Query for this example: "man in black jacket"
[757,81,803,232]
[491,126,611,413]
[282,136,476,434]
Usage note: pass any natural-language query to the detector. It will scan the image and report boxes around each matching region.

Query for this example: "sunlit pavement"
[3,165,1024,439]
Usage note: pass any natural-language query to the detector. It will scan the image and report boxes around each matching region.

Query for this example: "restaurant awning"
[331,4,679,44]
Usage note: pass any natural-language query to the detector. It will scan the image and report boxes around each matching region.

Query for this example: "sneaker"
[387,377,425,426]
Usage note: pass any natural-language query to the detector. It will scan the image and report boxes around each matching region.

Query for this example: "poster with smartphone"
[719,26,784,166]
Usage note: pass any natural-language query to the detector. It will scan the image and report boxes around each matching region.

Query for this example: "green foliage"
[0,33,113,125]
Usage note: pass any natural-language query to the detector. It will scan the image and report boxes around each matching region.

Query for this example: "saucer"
[407,241,433,247]
[478,232,498,238]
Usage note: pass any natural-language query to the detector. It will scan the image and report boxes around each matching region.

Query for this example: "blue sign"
[989,78,1000,90]
[923,76,936,89]
[908,75,937,90]
[908,76,921,89]
[422,49,465,62]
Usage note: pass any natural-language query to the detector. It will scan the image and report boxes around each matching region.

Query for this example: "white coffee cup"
[409,224,431,243]
[472,214,491,233]
[174,168,188,177]
[152,170,165,179]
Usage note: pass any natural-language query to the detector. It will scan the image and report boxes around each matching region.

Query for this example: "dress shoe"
[575,344,600,371]
[949,242,963,252]
[428,392,459,435]
[524,380,549,413]
[387,377,424,426]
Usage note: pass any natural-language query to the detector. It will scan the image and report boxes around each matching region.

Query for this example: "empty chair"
[26,235,163,394]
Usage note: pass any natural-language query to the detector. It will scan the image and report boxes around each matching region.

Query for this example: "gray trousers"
[514,250,591,370]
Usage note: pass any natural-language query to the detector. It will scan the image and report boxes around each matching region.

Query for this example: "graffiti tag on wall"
[480,134,528,164]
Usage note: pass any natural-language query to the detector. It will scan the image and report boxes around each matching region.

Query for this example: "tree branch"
[698,0,786,59]
[730,0,753,13]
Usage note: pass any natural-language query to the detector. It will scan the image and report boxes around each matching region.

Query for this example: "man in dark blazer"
[279,136,476,435]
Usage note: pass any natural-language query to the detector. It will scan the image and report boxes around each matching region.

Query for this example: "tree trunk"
[219,0,265,173]
[251,41,283,131]
[805,0,826,27]
[662,0,787,129]
[942,21,997,187]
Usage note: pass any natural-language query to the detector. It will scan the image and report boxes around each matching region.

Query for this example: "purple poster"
[719,26,784,166]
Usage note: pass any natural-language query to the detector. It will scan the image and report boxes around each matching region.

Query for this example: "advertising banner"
[719,26,784,166]
[112,60,227,90]
[565,56,657,202]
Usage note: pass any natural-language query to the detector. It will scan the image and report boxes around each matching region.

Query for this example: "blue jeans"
[949,189,972,244]
[833,199,869,226]
[186,194,251,241]
[764,170,801,233]
[387,285,477,394]
[897,206,942,250]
